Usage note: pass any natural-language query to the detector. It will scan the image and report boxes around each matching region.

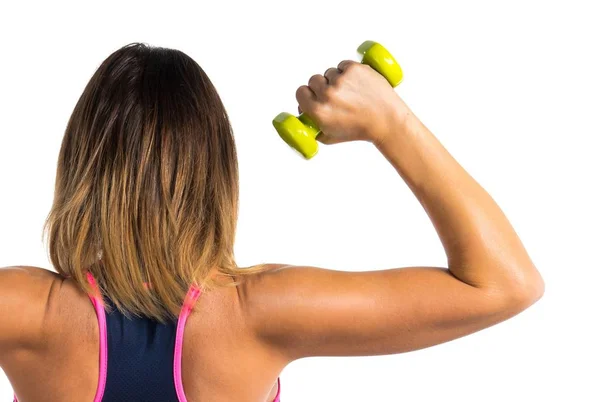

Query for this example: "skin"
[0,60,544,401]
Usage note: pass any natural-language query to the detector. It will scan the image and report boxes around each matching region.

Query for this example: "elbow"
[506,270,545,311]
[531,273,545,302]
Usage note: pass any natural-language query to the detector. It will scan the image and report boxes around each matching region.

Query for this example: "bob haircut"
[43,42,268,322]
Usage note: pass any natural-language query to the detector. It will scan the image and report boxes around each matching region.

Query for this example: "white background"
[1,0,599,401]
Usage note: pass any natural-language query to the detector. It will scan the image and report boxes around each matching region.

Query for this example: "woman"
[0,42,544,402]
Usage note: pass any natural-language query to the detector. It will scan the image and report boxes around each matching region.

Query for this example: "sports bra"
[13,272,281,402]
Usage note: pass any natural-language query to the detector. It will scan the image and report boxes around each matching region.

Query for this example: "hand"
[296,60,409,146]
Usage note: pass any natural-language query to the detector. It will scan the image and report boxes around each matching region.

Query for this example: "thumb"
[316,131,333,145]
[298,105,331,144]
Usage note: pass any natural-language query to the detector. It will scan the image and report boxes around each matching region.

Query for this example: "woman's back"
[2,266,283,402]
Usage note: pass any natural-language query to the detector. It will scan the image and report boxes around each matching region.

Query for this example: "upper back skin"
[1,266,284,402]
[1,259,541,401]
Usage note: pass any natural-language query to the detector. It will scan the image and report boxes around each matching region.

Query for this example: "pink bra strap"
[86,272,108,402]
[273,377,281,402]
[174,285,202,402]
[13,273,275,402]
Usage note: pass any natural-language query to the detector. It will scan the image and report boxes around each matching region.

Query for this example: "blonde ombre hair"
[42,43,268,322]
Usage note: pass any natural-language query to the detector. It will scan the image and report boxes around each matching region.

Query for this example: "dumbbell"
[272,40,403,159]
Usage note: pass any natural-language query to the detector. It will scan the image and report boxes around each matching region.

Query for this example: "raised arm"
[238,60,544,362]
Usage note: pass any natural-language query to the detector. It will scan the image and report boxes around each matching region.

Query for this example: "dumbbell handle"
[294,113,319,140]
[273,40,402,159]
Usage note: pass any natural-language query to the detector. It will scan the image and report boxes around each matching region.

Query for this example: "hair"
[42,42,269,322]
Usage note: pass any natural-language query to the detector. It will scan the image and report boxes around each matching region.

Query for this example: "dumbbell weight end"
[272,112,321,159]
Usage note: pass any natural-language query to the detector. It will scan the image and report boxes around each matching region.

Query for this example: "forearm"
[375,107,544,297]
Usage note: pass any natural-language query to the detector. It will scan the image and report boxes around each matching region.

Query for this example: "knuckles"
[308,74,323,85]
[295,85,309,101]
[321,84,338,100]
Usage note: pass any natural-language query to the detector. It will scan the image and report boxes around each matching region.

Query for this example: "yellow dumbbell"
[272,40,403,159]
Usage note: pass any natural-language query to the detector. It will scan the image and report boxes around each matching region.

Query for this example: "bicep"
[240,265,525,361]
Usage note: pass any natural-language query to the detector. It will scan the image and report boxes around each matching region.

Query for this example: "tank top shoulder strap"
[13,274,281,402]
[86,272,109,402]
[84,272,202,402]
[174,283,202,402]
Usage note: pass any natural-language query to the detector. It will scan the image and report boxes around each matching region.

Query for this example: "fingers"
[295,85,317,116]
[337,59,359,72]
[296,72,328,115]
[324,67,341,85]
[308,74,328,98]
[296,60,360,116]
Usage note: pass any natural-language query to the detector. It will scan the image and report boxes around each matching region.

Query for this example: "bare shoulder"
[0,266,64,356]
[0,265,62,306]
[234,263,292,300]
[0,265,62,283]
[233,263,293,323]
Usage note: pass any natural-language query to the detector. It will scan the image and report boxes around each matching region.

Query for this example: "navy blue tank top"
[102,296,179,401]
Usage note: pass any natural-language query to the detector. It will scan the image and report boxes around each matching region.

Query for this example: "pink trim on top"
[86,272,108,402]
[173,284,281,402]
[174,285,203,402]
[273,377,281,402]
[14,271,281,402]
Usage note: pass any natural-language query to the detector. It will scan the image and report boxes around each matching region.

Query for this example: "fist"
[296,60,407,146]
